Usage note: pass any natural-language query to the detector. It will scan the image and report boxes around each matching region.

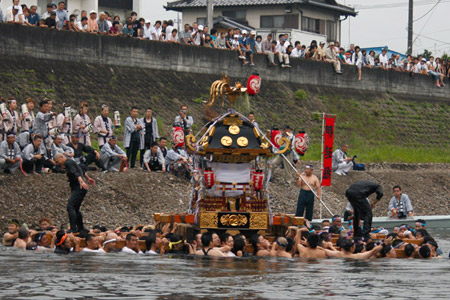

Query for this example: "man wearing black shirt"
[45,11,57,29]
[140,108,159,167]
[345,181,383,241]
[67,134,105,171]
[54,153,95,233]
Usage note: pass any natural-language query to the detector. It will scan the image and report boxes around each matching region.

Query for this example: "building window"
[302,16,325,35]
[197,17,206,25]
[260,14,299,29]
[222,10,246,21]
[98,0,132,10]
[326,20,337,41]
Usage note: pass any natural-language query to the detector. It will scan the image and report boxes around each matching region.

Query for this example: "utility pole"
[207,0,214,28]
[407,0,413,55]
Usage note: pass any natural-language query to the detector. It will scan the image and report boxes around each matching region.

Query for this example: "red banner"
[321,115,335,186]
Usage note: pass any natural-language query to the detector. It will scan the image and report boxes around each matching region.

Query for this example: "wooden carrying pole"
[280,153,334,216]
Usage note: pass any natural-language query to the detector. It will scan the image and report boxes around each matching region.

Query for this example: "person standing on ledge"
[345,180,383,241]
[295,165,321,221]
[54,153,96,233]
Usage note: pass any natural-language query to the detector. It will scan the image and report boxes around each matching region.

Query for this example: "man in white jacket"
[100,135,127,172]
[332,143,354,175]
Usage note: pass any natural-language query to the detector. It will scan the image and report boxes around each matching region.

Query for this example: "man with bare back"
[295,165,321,221]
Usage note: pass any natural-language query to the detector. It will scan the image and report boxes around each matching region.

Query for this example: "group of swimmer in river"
[2,216,443,259]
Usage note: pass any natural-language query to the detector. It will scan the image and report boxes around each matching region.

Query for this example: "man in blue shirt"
[27,5,40,26]
[55,1,68,30]
[244,30,257,66]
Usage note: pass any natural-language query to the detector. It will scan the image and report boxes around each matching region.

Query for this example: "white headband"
[103,238,117,246]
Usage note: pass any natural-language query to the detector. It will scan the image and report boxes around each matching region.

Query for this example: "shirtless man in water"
[196,232,227,257]
[323,237,390,259]
[295,165,321,221]
[270,237,292,258]
[2,219,20,246]
[296,233,327,258]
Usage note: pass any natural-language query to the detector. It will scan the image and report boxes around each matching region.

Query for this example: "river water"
[1,230,449,300]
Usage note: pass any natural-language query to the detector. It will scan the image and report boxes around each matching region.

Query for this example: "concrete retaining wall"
[0,23,448,100]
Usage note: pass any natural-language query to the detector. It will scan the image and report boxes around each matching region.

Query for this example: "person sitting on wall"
[388,185,414,219]
[332,143,354,175]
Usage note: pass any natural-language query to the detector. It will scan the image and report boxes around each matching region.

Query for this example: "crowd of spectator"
[0,98,196,177]
[1,1,449,84]
[2,214,443,260]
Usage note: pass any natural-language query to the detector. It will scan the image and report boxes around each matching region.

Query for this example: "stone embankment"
[1,163,448,230]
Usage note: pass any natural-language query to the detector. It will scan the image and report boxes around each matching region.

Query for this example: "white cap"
[145,19,150,23]
[89,10,97,14]
[250,30,256,35]
[198,25,204,30]
[242,30,248,34]
[13,5,20,10]
[233,34,239,38]
[421,58,426,62]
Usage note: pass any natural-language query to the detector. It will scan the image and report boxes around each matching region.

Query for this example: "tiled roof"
[165,0,356,16]
[167,0,300,8]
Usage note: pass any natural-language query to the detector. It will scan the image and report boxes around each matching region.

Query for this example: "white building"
[165,0,356,44]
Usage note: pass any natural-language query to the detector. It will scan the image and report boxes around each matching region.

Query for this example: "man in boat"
[195,232,226,257]
[295,165,321,221]
[345,180,383,241]
[388,185,414,219]
[54,153,96,233]
[2,219,20,246]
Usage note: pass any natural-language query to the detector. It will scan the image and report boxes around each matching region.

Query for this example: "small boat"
[311,215,450,229]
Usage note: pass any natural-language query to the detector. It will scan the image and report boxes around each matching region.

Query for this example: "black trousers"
[346,190,372,240]
[126,140,140,168]
[84,152,104,170]
[22,157,44,174]
[295,189,314,221]
[149,161,163,171]
[67,185,87,232]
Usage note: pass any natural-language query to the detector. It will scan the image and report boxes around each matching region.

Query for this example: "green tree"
[420,49,432,60]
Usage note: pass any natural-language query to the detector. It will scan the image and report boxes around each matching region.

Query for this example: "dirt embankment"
[0,163,449,231]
